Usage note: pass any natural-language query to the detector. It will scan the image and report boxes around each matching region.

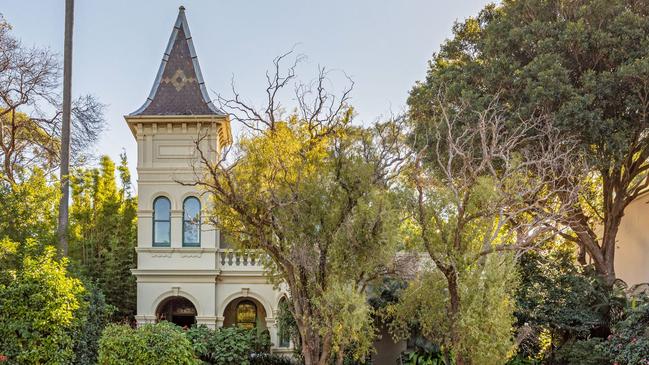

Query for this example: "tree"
[69,154,137,319]
[408,0,649,286]
[389,94,579,364]
[0,17,104,184]
[58,0,74,257]
[0,167,59,244]
[0,238,86,364]
[191,53,406,365]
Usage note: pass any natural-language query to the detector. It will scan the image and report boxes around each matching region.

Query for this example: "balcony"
[217,249,267,274]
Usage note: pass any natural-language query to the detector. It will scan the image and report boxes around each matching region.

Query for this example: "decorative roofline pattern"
[130,6,224,116]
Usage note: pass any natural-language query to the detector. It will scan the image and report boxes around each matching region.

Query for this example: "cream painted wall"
[614,192,649,287]
[128,116,291,352]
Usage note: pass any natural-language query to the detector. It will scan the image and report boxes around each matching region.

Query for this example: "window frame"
[152,196,171,247]
[182,196,201,247]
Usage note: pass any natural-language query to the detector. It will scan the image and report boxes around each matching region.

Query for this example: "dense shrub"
[553,338,610,365]
[0,239,85,364]
[187,325,271,365]
[601,303,649,364]
[513,246,625,362]
[98,322,197,365]
[400,337,454,365]
[250,353,301,365]
[72,282,115,365]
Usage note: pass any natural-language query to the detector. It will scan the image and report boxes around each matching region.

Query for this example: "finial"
[179,5,185,11]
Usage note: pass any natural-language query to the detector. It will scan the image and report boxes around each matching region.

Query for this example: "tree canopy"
[408,0,649,285]
[194,54,407,365]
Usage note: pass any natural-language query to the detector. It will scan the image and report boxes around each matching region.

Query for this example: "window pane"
[183,197,200,221]
[154,221,170,245]
[154,197,171,220]
[183,222,200,245]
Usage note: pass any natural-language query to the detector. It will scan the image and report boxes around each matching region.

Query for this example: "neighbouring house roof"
[130,6,224,116]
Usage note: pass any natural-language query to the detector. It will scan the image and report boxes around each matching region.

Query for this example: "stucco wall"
[614,193,649,287]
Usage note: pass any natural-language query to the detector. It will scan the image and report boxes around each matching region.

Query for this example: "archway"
[156,296,197,328]
[222,297,267,329]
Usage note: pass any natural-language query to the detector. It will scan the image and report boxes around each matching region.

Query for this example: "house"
[126,6,410,362]
[126,6,292,354]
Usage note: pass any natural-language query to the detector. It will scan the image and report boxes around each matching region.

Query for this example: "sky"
[2,0,493,178]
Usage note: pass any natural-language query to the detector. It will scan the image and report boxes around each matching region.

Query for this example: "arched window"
[236,300,257,329]
[183,197,201,247]
[153,196,171,247]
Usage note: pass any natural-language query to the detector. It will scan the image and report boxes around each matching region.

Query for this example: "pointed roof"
[130,6,223,116]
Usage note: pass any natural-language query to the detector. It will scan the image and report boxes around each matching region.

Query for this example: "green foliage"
[410,0,649,168]
[387,254,518,365]
[72,281,115,365]
[277,298,299,351]
[408,0,649,282]
[403,351,451,365]
[601,303,649,364]
[317,284,376,362]
[553,338,610,365]
[514,245,625,361]
[186,325,271,365]
[205,115,403,362]
[98,322,198,365]
[368,277,407,310]
[0,238,85,364]
[516,247,607,335]
[0,168,58,245]
[505,355,540,365]
[69,154,137,319]
[249,353,301,365]
[401,338,454,365]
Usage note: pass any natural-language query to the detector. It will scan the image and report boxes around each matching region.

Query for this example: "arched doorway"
[222,297,267,329]
[156,296,197,328]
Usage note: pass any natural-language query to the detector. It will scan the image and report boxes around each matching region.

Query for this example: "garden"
[2,0,649,364]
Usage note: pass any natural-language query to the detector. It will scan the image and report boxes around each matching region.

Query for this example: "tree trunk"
[57,0,74,258]
[443,266,466,365]
[335,349,344,365]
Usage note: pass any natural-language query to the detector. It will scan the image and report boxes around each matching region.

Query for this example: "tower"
[126,7,290,352]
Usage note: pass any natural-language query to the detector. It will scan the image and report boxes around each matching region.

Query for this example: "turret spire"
[130,6,222,116]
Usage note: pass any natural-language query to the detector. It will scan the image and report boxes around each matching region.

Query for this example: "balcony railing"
[217,249,267,271]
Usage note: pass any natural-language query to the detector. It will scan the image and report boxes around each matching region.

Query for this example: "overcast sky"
[2,0,493,178]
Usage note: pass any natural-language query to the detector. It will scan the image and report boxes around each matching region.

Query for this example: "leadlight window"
[153,197,171,246]
[183,197,201,247]
[236,300,257,329]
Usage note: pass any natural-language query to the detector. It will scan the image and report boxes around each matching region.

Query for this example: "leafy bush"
[514,246,624,361]
[601,303,649,364]
[504,355,540,365]
[0,239,85,365]
[250,353,301,365]
[400,337,454,365]
[554,338,610,365]
[187,325,271,365]
[72,282,115,365]
[98,322,197,365]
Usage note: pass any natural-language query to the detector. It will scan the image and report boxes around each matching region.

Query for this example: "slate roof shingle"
[130,6,223,116]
